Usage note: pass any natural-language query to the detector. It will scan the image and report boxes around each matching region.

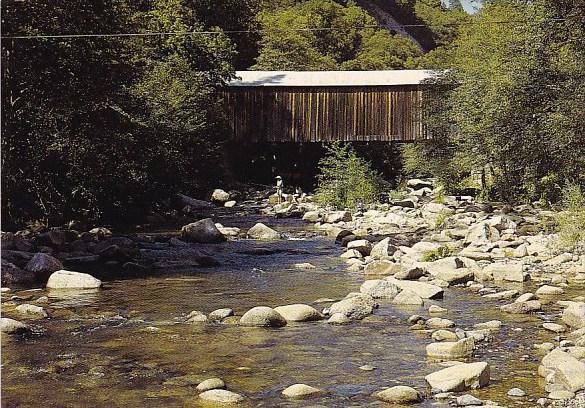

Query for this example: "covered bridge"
[222,70,434,143]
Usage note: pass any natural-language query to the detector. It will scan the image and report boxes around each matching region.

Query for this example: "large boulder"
[364,260,398,276]
[563,303,585,329]
[393,289,424,306]
[434,268,474,286]
[0,318,30,334]
[247,223,281,240]
[199,389,244,404]
[563,302,585,329]
[1,260,35,286]
[541,348,585,392]
[426,337,475,359]
[501,300,541,314]
[482,262,525,282]
[211,189,230,203]
[282,384,321,399]
[46,270,102,289]
[302,211,321,223]
[239,306,287,327]
[15,304,47,318]
[347,239,372,256]
[425,362,490,392]
[370,237,398,259]
[394,265,425,281]
[328,293,376,320]
[24,253,63,282]
[273,304,322,322]
[35,230,67,249]
[464,222,500,245]
[324,211,352,223]
[360,279,399,299]
[386,277,444,299]
[181,219,226,243]
[375,386,422,404]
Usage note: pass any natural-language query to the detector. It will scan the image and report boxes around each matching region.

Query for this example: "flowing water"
[1,216,580,407]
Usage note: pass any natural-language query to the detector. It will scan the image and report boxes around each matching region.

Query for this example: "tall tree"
[1,0,238,228]
[253,0,421,70]
[404,0,585,202]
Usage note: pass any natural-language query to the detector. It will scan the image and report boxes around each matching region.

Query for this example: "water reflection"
[47,288,101,308]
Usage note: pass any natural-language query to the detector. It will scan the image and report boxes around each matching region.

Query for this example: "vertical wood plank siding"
[221,85,427,143]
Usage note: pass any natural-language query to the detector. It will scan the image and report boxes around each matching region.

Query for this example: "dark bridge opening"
[225,141,403,192]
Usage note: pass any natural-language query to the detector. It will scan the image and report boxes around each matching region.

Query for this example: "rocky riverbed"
[2,182,585,407]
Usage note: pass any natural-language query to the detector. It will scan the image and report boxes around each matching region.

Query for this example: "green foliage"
[433,209,450,230]
[315,143,383,209]
[555,183,585,249]
[406,0,585,202]
[1,0,241,228]
[253,0,422,70]
[421,245,452,262]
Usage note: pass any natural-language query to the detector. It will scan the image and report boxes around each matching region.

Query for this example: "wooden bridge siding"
[221,85,425,143]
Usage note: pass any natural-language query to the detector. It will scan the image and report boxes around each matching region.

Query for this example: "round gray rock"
[46,270,101,289]
[376,386,421,404]
[282,383,321,398]
[274,304,322,322]
[239,306,287,327]
[196,378,225,392]
[199,389,244,404]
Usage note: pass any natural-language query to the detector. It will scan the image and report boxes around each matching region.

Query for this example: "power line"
[0,18,567,40]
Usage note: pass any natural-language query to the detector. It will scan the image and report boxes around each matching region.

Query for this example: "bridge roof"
[229,70,434,87]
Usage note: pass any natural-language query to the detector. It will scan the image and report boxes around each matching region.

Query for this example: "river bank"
[1,181,585,407]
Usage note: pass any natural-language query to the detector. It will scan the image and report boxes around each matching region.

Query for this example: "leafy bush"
[421,245,453,262]
[315,142,383,209]
[434,210,451,230]
[555,183,585,249]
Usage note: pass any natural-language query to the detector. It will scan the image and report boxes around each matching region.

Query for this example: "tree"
[1,0,239,228]
[253,0,421,70]
[404,0,585,203]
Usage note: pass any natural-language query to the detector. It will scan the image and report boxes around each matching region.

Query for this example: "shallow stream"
[1,217,578,407]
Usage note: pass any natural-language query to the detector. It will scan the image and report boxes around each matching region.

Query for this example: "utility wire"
[1,18,567,40]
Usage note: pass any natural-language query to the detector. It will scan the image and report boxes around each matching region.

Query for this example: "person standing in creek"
[275,176,284,204]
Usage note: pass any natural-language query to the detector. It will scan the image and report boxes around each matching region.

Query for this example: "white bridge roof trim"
[229,70,435,87]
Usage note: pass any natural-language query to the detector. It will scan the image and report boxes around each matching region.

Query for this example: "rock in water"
[239,306,287,327]
[541,348,585,392]
[273,304,322,322]
[456,394,483,406]
[387,277,444,299]
[211,189,230,203]
[425,362,490,392]
[46,270,102,289]
[426,337,475,359]
[196,378,225,392]
[24,253,63,281]
[181,218,226,243]
[0,318,30,334]
[360,279,399,299]
[327,313,351,325]
[282,384,321,398]
[246,223,281,240]
[375,386,421,404]
[15,304,48,318]
[328,294,376,320]
[563,303,585,329]
[393,289,424,306]
[501,300,541,314]
[208,308,234,322]
[370,238,398,259]
[507,388,526,397]
[198,389,244,404]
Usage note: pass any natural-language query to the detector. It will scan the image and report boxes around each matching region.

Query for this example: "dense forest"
[1,0,584,229]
